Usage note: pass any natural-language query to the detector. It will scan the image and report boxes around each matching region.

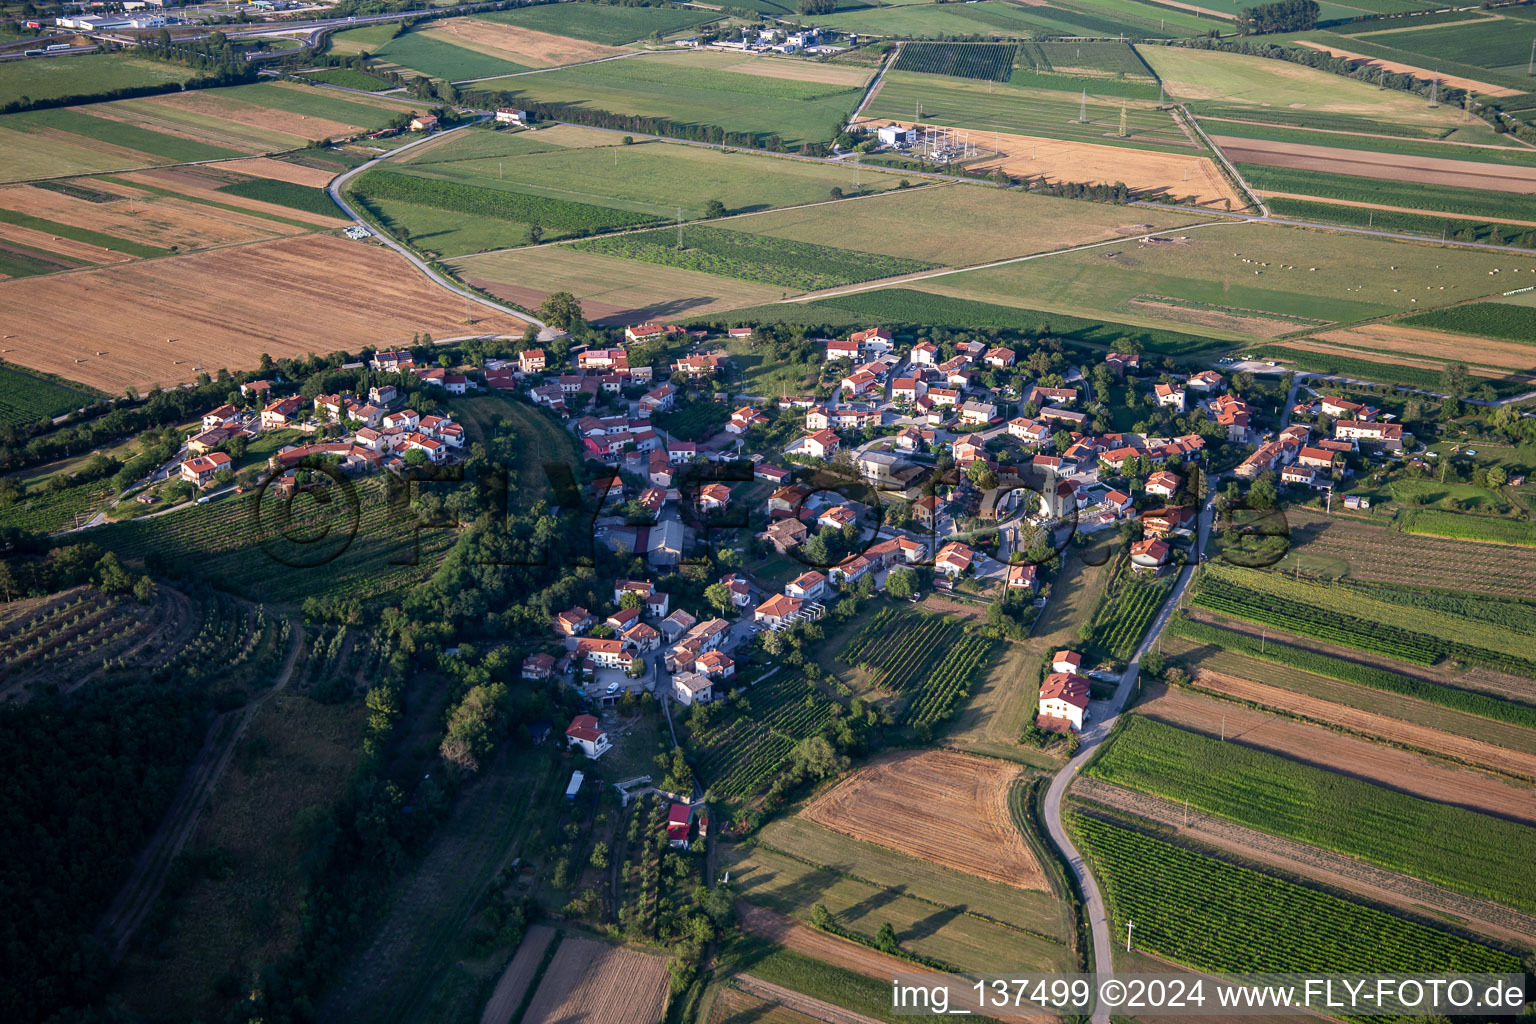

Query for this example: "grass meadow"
[0,53,200,107]
[477,2,720,45]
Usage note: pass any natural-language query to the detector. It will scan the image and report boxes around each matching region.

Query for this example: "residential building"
[565,714,611,759]
[672,671,714,706]
[180,452,231,487]
[1038,673,1090,732]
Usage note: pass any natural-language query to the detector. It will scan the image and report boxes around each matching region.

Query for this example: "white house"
[565,714,611,758]
[1038,673,1090,732]
[786,570,828,601]
[672,671,714,706]
[1051,650,1083,675]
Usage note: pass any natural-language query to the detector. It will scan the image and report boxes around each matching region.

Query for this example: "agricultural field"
[801,749,1047,890]
[1070,813,1524,976]
[724,843,1069,973]
[1084,557,1172,660]
[865,72,1195,154]
[448,244,783,324]
[478,2,721,46]
[297,67,396,92]
[893,42,1018,82]
[1239,162,1536,221]
[1402,301,1536,341]
[519,938,670,1024]
[393,125,909,220]
[912,221,1536,337]
[1087,715,1536,913]
[566,225,939,291]
[0,52,202,107]
[689,672,837,799]
[0,234,533,391]
[365,26,533,82]
[467,50,869,148]
[802,0,1222,39]
[731,184,1200,267]
[0,365,90,426]
[833,607,997,724]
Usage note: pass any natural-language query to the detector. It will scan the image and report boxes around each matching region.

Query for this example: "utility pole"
[1079,89,1087,124]
[676,206,683,249]
[1529,37,1534,76]
[1119,104,1129,138]
[1430,77,1439,108]
[1127,920,1135,952]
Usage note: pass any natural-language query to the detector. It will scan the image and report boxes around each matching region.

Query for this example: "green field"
[1203,119,1536,167]
[1089,716,1536,912]
[371,27,531,81]
[0,208,169,259]
[0,53,201,107]
[8,107,245,164]
[725,843,1070,973]
[913,221,1531,331]
[1266,197,1535,246]
[299,67,396,91]
[1243,164,1536,222]
[1029,40,1157,78]
[1071,814,1523,977]
[894,42,1018,82]
[216,178,346,218]
[566,224,939,291]
[0,365,90,427]
[1401,301,1536,341]
[1352,18,1535,73]
[477,2,719,45]
[1398,508,1536,547]
[467,50,866,147]
[1085,563,1171,660]
[802,0,1220,40]
[394,128,909,219]
[326,22,401,56]
[866,71,1191,153]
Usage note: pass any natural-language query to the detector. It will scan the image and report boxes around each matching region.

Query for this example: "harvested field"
[1074,778,1536,946]
[0,120,168,183]
[1214,135,1536,193]
[448,245,782,323]
[1127,298,1299,337]
[1184,669,1536,781]
[206,157,338,188]
[143,90,360,143]
[0,235,532,391]
[712,55,869,87]
[520,937,668,1024]
[856,118,1240,208]
[1291,42,1520,98]
[91,98,309,155]
[1313,323,1536,372]
[427,18,625,67]
[713,979,851,1024]
[0,183,299,251]
[0,221,131,266]
[800,749,1046,890]
[1264,190,1536,228]
[480,924,558,1024]
[1136,685,1536,824]
[1273,338,1530,382]
[119,168,346,227]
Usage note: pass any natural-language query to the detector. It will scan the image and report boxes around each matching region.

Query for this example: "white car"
[605,682,622,696]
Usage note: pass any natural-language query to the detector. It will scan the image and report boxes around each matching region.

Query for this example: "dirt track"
[1074,778,1536,945]
[1137,684,1536,822]
[1213,135,1536,193]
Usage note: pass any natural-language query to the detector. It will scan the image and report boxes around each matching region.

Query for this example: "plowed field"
[520,937,668,1024]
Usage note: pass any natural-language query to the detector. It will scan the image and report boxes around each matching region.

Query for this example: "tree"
[1249,474,1278,510]
[527,223,543,245]
[810,902,835,930]
[703,198,726,219]
[95,552,132,593]
[829,186,844,200]
[629,657,645,676]
[798,0,835,12]
[966,459,997,491]
[790,734,847,780]
[761,628,786,655]
[132,575,156,605]
[1488,465,1508,487]
[875,922,899,953]
[538,291,585,332]
[886,566,918,599]
[619,591,645,611]
[705,582,732,614]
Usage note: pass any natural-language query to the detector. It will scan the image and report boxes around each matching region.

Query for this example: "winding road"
[1039,492,1215,1024]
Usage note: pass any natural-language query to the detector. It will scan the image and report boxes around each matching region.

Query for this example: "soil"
[519,936,669,1024]
[207,156,339,188]
[1127,298,1298,337]
[800,748,1047,890]
[0,221,132,264]
[1074,778,1536,945]
[480,924,558,1024]
[1313,323,1536,372]
[1141,680,1536,798]
[1214,135,1536,193]
[1273,339,1529,382]
[0,183,298,251]
[1290,42,1521,98]
[428,18,625,69]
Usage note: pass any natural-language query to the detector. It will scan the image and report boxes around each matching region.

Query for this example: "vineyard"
[902,634,997,728]
[1088,716,1536,914]
[349,168,657,240]
[894,42,1017,82]
[838,609,962,693]
[1086,557,1172,660]
[94,478,459,604]
[690,673,836,799]
[1071,814,1523,982]
[1396,509,1536,548]
[1191,564,1536,678]
[1168,617,1536,730]
[0,365,89,427]
[1400,302,1536,344]
[566,226,938,292]
[0,477,113,534]
[618,793,666,938]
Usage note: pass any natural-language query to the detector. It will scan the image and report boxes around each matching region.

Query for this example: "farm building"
[667,803,694,848]
[1038,672,1090,732]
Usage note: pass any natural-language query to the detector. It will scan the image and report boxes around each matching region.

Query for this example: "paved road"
[327,121,555,338]
[1040,493,1214,1024]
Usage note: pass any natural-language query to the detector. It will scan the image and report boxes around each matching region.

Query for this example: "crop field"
[1266,198,1536,249]
[92,477,459,604]
[731,184,1200,267]
[1168,616,1536,730]
[478,2,720,46]
[471,50,867,148]
[1351,17,1535,74]
[893,42,1018,82]
[298,67,395,91]
[395,127,908,220]
[367,27,532,82]
[801,749,1047,890]
[0,475,113,535]
[1071,814,1524,977]
[755,817,1071,940]
[1256,339,1528,395]
[837,608,963,693]
[901,633,997,727]
[567,225,939,291]
[1089,716,1536,913]
[804,0,1219,39]
[1191,563,1536,677]
[914,221,1530,333]
[1402,301,1536,341]
[0,53,201,107]
[1397,508,1536,547]
[0,365,89,426]
[519,938,669,1024]
[1086,558,1172,660]
[448,244,783,323]
[1240,163,1536,220]
[690,673,837,799]
[866,73,1194,153]
[1198,119,1536,166]
[215,178,343,219]
[0,234,534,391]
[724,844,1068,973]
[1140,45,1471,133]
[1030,41,1156,78]
[414,17,626,71]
